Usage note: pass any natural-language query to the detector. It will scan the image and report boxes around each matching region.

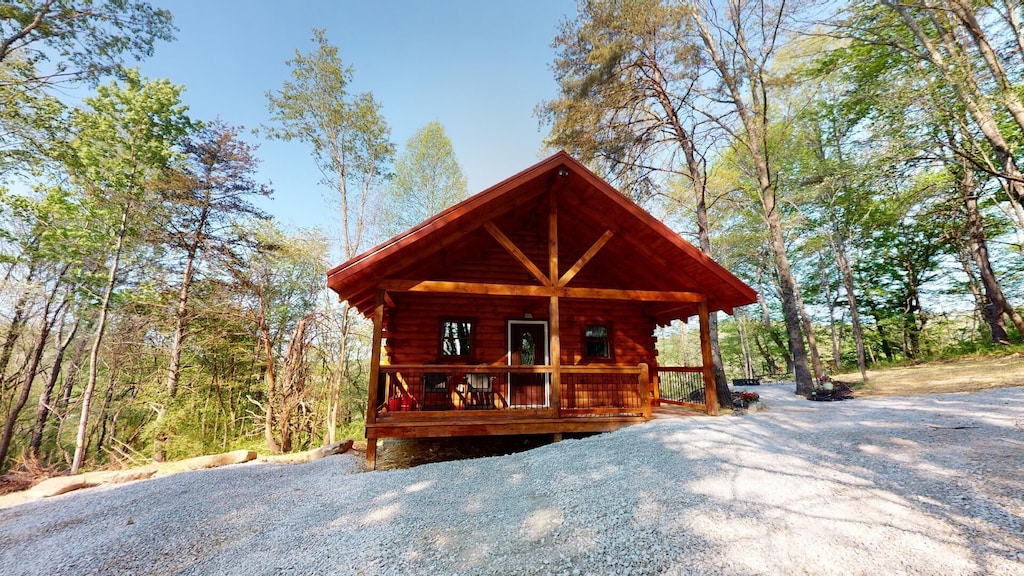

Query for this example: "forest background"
[1,0,1022,474]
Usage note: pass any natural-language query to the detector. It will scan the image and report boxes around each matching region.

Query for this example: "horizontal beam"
[380,364,644,374]
[378,279,706,303]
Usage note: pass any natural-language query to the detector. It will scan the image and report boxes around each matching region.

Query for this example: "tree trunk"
[0,269,67,471]
[691,166,730,407]
[752,330,778,375]
[735,308,754,379]
[794,284,826,382]
[962,172,1024,339]
[876,322,895,361]
[689,0,813,394]
[326,304,351,444]
[0,265,36,383]
[94,367,119,460]
[756,288,789,374]
[820,259,842,372]
[58,326,90,413]
[955,248,986,335]
[165,193,211,399]
[29,318,79,456]
[276,316,309,453]
[255,288,281,454]
[72,201,130,474]
[832,236,868,380]
[765,209,815,395]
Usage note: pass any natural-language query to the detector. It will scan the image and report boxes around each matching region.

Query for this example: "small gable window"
[440,319,474,360]
[583,324,611,360]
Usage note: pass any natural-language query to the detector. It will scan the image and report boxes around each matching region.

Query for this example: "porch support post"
[549,295,561,415]
[365,289,385,470]
[639,362,652,418]
[697,300,720,416]
[548,188,561,416]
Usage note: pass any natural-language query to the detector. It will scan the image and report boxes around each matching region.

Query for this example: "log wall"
[385,293,657,367]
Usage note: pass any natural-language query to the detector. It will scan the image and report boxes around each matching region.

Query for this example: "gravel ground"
[1,384,1022,575]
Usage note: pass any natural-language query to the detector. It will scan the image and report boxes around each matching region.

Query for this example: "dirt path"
[835,353,1024,396]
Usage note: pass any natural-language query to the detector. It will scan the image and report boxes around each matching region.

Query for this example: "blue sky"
[137,0,577,242]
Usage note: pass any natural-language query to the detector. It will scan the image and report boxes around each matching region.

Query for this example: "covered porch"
[360,280,721,468]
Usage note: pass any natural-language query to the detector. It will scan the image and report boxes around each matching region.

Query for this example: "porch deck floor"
[651,405,707,419]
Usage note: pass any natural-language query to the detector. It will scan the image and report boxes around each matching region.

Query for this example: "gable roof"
[327,151,757,321]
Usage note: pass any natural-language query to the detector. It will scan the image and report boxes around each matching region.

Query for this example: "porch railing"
[376,364,650,418]
[561,365,648,416]
[654,367,706,408]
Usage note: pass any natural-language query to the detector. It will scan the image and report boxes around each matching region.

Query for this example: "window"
[583,324,611,360]
[440,319,474,359]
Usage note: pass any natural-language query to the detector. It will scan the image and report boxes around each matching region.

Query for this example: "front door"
[507,320,549,407]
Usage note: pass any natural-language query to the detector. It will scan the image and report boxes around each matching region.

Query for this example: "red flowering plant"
[737,391,760,404]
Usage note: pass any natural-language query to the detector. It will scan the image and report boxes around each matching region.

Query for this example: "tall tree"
[264,28,393,444]
[540,0,739,408]
[824,1,1024,340]
[0,183,93,469]
[380,120,467,237]
[685,0,815,394]
[224,224,326,454]
[66,70,190,474]
[160,122,271,400]
[264,28,393,262]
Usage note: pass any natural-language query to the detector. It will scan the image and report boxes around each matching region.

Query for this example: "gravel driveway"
[1,384,1022,575]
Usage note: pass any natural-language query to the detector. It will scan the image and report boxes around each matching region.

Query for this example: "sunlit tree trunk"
[72,201,129,474]
[831,236,868,380]
[691,0,814,394]
[960,169,1024,340]
[795,285,826,381]
[325,304,351,444]
[820,259,842,372]
[735,308,755,379]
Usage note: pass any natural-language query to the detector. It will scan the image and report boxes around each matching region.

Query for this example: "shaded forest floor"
[835,351,1024,397]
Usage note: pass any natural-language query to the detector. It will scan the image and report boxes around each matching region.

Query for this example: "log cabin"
[326,151,757,469]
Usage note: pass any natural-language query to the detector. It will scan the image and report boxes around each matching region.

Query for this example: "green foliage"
[333,419,366,444]
[380,121,468,237]
[70,69,191,192]
[264,28,394,258]
[538,0,701,200]
[0,0,175,86]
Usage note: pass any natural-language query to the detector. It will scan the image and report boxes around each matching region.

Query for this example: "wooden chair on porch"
[457,374,508,410]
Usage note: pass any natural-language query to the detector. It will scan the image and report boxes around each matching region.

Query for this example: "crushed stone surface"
[1,384,1023,575]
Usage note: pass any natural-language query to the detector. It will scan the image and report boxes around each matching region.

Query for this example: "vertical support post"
[365,289,385,471]
[697,300,719,416]
[549,296,560,415]
[548,188,561,416]
[638,362,652,418]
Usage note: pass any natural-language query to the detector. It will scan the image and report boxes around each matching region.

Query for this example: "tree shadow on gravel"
[1,387,1022,575]
[645,385,1024,574]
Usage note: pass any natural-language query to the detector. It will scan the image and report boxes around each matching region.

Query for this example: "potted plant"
[733,391,760,408]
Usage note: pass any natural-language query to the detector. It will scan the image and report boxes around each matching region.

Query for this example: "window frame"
[580,322,614,362]
[438,318,476,362]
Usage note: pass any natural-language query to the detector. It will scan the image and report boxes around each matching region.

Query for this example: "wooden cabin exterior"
[326,152,757,469]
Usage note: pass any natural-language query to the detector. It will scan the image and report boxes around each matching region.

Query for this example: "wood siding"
[385,293,656,368]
